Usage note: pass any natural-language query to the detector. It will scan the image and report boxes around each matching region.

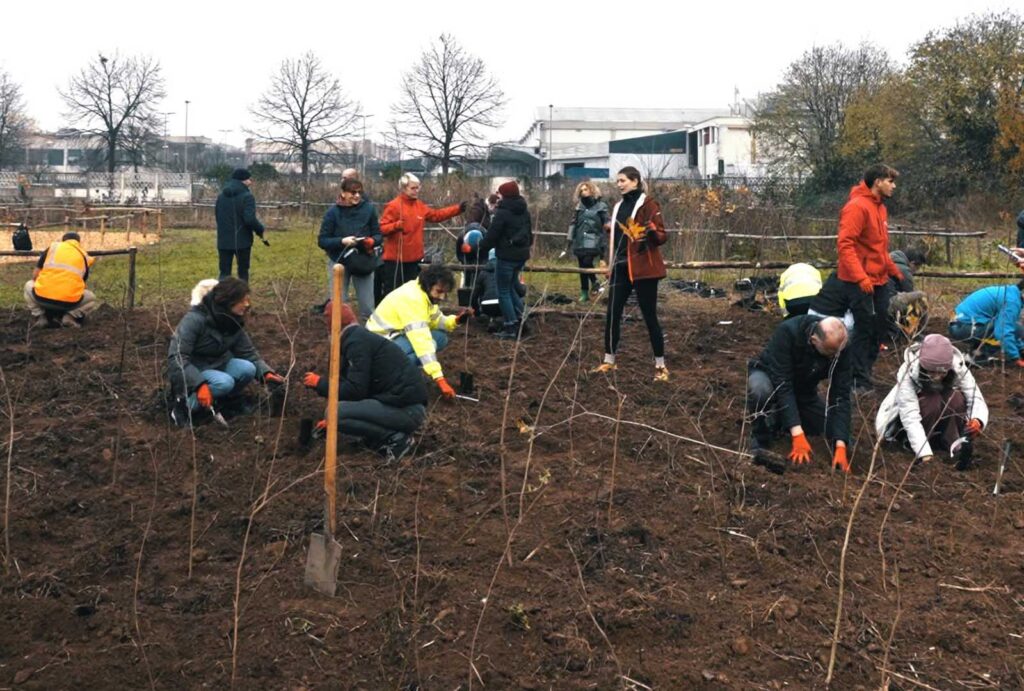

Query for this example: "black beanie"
[231,168,252,181]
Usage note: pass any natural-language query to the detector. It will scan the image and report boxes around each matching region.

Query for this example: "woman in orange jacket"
[377,173,465,298]
[592,166,670,382]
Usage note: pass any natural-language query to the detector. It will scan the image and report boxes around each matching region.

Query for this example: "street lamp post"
[160,111,175,167]
[184,100,191,174]
[548,104,553,179]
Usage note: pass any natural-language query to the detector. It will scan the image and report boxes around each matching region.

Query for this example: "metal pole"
[547,104,553,179]
[184,100,191,174]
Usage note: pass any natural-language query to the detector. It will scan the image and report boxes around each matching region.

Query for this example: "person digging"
[746,315,853,474]
[303,303,426,462]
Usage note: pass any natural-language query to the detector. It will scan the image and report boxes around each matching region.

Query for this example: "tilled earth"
[0,294,1022,690]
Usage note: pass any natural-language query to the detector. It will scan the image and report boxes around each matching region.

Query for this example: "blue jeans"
[327,257,376,319]
[949,320,1024,352]
[495,259,525,325]
[393,330,449,369]
[189,358,256,409]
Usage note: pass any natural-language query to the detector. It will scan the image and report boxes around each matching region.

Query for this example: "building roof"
[687,115,753,131]
[519,106,731,143]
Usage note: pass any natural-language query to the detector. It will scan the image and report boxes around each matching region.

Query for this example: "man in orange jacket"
[831,164,904,391]
[24,232,99,328]
[376,173,466,300]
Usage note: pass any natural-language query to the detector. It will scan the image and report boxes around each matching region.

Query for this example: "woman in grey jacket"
[167,277,283,426]
[566,181,608,302]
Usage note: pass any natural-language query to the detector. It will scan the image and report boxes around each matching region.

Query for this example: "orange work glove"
[857,278,875,294]
[966,418,983,437]
[264,372,285,385]
[461,243,473,254]
[361,237,374,250]
[196,383,213,408]
[302,372,321,389]
[1015,359,1024,368]
[436,377,456,399]
[788,433,812,465]
[832,445,850,473]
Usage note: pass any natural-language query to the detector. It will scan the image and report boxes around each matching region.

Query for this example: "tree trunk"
[301,143,310,183]
[107,139,117,174]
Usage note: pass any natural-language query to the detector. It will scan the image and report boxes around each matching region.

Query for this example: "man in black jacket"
[215,168,266,282]
[746,315,853,474]
[302,302,427,460]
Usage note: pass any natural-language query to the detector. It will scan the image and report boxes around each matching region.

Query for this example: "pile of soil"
[0,295,1021,689]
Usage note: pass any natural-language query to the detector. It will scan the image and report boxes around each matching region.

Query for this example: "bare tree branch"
[0,70,29,170]
[392,34,506,175]
[59,53,166,174]
[247,52,361,181]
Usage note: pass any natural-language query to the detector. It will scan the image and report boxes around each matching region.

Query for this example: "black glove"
[458,201,468,213]
[260,236,270,247]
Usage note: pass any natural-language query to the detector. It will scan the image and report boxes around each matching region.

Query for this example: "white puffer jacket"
[875,344,988,459]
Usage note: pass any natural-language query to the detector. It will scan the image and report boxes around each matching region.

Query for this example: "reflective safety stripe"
[369,312,397,333]
[418,353,438,365]
[404,321,429,332]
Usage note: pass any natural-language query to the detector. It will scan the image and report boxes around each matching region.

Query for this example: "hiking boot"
[750,438,786,475]
[32,315,51,329]
[653,366,670,383]
[61,314,81,328]
[496,322,519,340]
[591,362,616,374]
[377,433,414,463]
[170,397,196,428]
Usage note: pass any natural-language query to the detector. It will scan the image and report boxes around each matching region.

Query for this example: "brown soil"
[0,295,1022,690]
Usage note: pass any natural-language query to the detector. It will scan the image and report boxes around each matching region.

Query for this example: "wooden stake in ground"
[304,264,344,596]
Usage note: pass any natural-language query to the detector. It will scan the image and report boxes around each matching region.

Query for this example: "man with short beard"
[366,265,473,400]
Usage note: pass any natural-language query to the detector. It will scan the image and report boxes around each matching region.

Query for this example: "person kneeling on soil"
[167,278,285,426]
[303,303,426,461]
[777,262,822,318]
[24,231,100,328]
[875,334,987,470]
[746,315,853,474]
[472,249,527,332]
[947,281,1024,367]
[366,265,472,400]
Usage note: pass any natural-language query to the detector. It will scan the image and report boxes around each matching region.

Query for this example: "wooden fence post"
[945,236,952,266]
[127,247,138,309]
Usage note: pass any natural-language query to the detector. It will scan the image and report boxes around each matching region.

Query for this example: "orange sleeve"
[379,200,402,235]
[425,203,462,223]
[836,204,868,283]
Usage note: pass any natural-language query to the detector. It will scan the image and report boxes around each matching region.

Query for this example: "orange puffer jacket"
[378,194,462,263]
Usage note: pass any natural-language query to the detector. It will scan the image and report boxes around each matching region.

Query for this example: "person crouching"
[167,277,285,426]
[875,334,987,470]
[303,303,427,461]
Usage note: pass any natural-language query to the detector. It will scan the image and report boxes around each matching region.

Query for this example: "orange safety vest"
[33,240,94,304]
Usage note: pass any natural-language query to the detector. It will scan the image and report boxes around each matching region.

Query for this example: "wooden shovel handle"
[324,264,344,536]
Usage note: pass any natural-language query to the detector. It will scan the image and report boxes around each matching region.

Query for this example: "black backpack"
[11,224,32,251]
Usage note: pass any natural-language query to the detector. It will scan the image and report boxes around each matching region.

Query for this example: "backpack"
[12,224,32,251]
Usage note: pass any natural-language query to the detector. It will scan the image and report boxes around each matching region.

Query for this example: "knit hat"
[231,168,252,181]
[497,181,519,197]
[323,300,358,330]
[918,334,955,371]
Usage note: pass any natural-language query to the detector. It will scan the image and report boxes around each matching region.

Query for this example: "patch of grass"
[0,226,329,309]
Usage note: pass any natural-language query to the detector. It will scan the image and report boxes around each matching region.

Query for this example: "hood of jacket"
[497,195,528,215]
[847,181,881,206]
[221,179,248,198]
[190,279,219,306]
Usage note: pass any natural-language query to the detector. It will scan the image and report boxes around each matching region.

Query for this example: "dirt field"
[0,293,1021,689]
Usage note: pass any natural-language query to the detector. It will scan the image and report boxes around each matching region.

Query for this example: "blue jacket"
[953,285,1024,358]
[318,199,382,263]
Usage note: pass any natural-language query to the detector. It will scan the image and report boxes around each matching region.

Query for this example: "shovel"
[209,404,230,428]
[304,264,345,596]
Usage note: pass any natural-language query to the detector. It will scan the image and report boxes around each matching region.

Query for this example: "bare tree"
[752,43,891,190]
[121,113,162,172]
[248,52,360,181]
[60,53,165,173]
[0,70,29,170]
[392,34,506,176]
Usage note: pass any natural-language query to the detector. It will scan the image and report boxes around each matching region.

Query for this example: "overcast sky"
[0,0,1011,148]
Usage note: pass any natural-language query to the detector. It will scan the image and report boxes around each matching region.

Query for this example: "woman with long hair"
[567,181,609,302]
[593,167,669,381]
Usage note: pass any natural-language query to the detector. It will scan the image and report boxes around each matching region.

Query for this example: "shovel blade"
[304,532,342,596]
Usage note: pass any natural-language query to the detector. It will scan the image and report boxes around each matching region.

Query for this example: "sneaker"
[591,362,616,374]
[378,433,414,463]
[496,323,518,340]
[653,366,670,382]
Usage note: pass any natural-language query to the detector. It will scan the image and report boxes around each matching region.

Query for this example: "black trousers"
[746,369,826,447]
[378,260,421,301]
[604,263,664,357]
[218,248,252,283]
[576,254,600,292]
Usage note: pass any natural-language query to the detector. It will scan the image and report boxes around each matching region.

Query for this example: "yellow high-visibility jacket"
[33,240,95,304]
[367,279,456,380]
[778,263,822,315]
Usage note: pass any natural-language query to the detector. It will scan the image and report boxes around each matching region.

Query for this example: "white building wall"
[608,153,689,181]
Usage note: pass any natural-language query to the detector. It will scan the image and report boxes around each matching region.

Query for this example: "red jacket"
[607,196,668,281]
[378,194,462,263]
[836,182,900,285]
